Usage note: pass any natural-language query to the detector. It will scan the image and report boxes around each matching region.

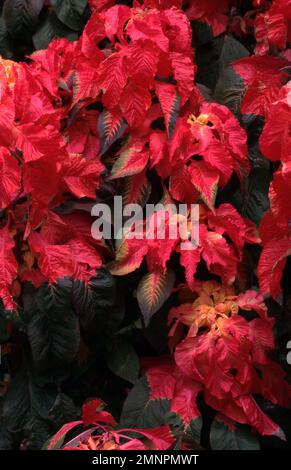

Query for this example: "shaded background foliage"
[0,0,90,59]
[0,0,291,451]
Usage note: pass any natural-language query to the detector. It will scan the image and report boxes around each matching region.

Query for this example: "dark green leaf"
[166,411,202,443]
[48,392,80,426]
[30,278,73,320]
[3,0,44,38]
[105,339,139,383]
[50,0,87,31]
[2,361,56,444]
[242,168,271,224]
[33,10,78,50]
[0,423,14,450]
[197,35,248,92]
[187,417,203,442]
[214,66,244,114]
[27,309,79,370]
[120,376,170,428]
[0,17,13,58]
[192,21,213,47]
[72,268,123,331]
[27,280,80,370]
[25,413,51,449]
[210,420,260,450]
[218,35,249,71]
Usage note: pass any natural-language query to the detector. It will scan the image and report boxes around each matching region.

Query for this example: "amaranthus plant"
[0,0,291,451]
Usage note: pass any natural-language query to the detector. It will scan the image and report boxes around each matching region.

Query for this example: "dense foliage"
[0,0,291,450]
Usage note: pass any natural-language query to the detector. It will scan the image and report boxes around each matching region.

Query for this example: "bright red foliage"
[167,282,291,436]
[47,398,174,450]
[1,0,291,451]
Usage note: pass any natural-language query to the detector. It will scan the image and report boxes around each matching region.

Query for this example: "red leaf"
[200,225,238,284]
[82,399,117,427]
[189,161,219,210]
[30,234,103,283]
[145,361,176,400]
[255,12,287,54]
[108,238,148,276]
[170,52,195,104]
[0,147,21,209]
[119,82,152,128]
[110,144,149,179]
[98,53,127,108]
[155,82,180,137]
[232,56,288,84]
[240,75,282,116]
[259,102,291,162]
[63,156,104,199]
[179,248,201,291]
[237,395,285,437]
[171,376,202,426]
[169,164,199,203]
[125,39,158,86]
[207,203,252,256]
[258,237,291,298]
[122,169,151,206]
[0,227,18,310]
[131,426,174,450]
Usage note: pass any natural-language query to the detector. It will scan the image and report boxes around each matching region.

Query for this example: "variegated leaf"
[137,269,175,326]
[122,169,151,207]
[98,108,128,156]
[110,144,149,180]
[155,82,180,138]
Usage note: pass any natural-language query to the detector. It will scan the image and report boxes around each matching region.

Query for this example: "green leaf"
[33,10,78,50]
[210,420,260,450]
[213,36,249,113]
[166,413,202,443]
[27,280,80,371]
[0,17,13,58]
[2,361,56,448]
[192,20,213,47]
[29,278,73,319]
[196,35,248,91]
[50,0,87,31]
[218,35,249,72]
[188,417,203,443]
[243,167,271,225]
[105,339,139,384]
[214,66,244,114]
[120,376,170,428]
[72,268,124,331]
[3,0,44,39]
[48,393,79,427]
[27,313,79,371]
[137,269,175,326]
[0,423,13,450]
